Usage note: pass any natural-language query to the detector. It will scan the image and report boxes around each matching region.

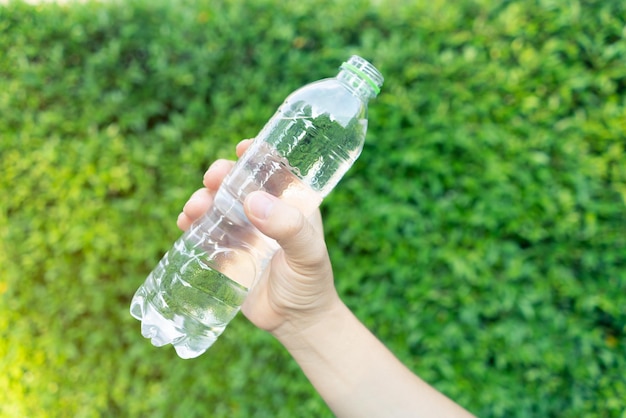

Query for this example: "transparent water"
[130,141,331,358]
[130,238,247,359]
[131,111,367,358]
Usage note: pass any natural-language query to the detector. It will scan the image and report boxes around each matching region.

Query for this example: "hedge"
[1,0,624,416]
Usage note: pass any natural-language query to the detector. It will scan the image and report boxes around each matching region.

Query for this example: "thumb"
[244,191,326,270]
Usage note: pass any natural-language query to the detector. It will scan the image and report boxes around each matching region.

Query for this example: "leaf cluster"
[1,0,624,417]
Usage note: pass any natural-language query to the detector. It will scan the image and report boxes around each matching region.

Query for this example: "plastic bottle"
[130,55,384,358]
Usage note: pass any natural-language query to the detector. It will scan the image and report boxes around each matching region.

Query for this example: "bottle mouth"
[340,56,384,96]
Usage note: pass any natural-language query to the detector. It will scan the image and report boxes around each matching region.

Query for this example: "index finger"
[236,138,254,158]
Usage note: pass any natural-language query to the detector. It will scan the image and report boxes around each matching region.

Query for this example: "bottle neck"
[336,56,384,101]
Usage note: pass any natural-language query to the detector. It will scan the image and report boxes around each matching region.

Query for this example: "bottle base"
[129,237,249,359]
[131,286,221,359]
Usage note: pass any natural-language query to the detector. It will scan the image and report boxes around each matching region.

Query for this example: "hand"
[177,139,341,336]
[178,140,475,418]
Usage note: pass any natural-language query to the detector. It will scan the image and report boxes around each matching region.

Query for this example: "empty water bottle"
[130,55,384,358]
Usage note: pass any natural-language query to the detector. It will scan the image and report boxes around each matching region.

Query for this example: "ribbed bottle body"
[130,56,382,358]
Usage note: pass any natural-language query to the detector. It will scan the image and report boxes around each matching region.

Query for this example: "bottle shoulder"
[281,78,367,127]
[289,78,356,101]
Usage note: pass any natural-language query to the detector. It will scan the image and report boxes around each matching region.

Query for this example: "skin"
[177,139,474,418]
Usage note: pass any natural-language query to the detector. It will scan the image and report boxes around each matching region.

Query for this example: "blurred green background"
[1,0,625,416]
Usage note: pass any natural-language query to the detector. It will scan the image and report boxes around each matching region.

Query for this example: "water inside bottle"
[130,143,326,358]
[130,237,248,358]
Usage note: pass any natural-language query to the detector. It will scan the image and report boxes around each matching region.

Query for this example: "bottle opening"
[340,56,384,96]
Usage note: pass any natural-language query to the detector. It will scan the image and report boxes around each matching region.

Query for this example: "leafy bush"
[1,0,624,416]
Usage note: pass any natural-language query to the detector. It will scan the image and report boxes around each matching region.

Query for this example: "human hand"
[179,140,475,418]
[177,139,341,337]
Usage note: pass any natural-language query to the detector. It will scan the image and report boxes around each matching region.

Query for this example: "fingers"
[177,212,195,231]
[177,188,214,231]
[236,138,253,158]
[202,139,253,189]
[244,191,328,272]
[203,159,235,190]
[180,138,254,231]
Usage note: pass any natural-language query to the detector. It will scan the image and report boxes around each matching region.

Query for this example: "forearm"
[273,299,474,418]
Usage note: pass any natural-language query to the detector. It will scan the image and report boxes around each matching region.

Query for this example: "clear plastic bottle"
[130,55,384,358]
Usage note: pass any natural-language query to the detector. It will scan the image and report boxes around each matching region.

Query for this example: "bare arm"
[179,139,474,418]
[273,300,473,417]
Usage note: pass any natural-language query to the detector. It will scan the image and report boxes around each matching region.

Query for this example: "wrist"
[271,293,349,351]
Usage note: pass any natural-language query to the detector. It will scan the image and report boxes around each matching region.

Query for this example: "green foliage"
[1,0,624,416]
[269,103,365,191]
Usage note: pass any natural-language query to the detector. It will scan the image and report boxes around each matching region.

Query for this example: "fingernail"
[248,192,275,220]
